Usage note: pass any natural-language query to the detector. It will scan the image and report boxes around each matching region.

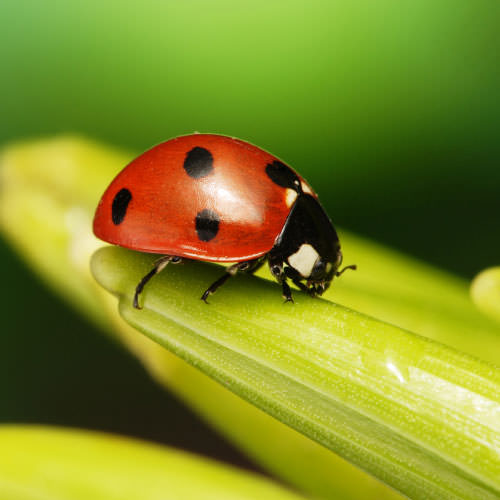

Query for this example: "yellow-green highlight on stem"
[471,267,500,325]
[0,426,308,500]
[92,246,500,500]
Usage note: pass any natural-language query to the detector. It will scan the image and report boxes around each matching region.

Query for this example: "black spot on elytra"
[195,209,220,242]
[111,188,132,225]
[265,160,301,192]
[184,147,214,178]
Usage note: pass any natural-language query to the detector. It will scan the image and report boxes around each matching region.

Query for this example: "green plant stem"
[1,137,404,500]
[2,137,500,500]
[92,247,500,500]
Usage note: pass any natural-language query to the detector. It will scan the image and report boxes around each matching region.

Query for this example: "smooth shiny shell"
[93,134,315,262]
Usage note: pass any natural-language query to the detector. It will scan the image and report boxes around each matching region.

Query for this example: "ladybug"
[93,134,355,308]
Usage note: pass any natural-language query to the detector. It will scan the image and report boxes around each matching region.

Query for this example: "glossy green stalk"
[92,247,500,500]
[2,137,500,500]
[0,426,308,500]
[0,137,401,499]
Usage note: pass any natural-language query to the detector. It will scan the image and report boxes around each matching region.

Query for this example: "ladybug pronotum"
[93,134,356,308]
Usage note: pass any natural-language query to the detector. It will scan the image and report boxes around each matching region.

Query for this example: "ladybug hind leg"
[134,255,182,309]
[201,258,264,303]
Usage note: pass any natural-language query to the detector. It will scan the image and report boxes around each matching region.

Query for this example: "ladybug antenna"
[336,264,357,277]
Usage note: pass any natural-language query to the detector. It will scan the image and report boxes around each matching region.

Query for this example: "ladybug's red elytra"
[93,134,356,308]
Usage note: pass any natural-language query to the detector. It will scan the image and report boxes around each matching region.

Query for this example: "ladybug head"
[265,162,355,299]
[307,249,357,297]
[302,248,343,296]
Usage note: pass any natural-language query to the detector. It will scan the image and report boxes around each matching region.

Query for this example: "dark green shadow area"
[0,238,258,471]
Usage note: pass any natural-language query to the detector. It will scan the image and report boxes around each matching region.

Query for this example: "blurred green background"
[1,0,499,470]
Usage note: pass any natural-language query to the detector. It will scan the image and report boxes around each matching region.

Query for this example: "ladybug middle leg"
[268,258,294,303]
[134,255,182,309]
[201,258,264,303]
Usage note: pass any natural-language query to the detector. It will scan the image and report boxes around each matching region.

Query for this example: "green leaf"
[3,137,500,500]
[0,426,308,500]
[92,246,500,500]
[1,137,406,500]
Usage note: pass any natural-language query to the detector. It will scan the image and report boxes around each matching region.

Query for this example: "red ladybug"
[93,134,355,308]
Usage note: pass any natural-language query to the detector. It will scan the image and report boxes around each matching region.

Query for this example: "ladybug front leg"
[268,259,294,303]
[134,255,182,309]
[201,259,263,303]
[284,266,313,295]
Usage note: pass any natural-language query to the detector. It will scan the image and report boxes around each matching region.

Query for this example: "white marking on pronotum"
[288,243,319,278]
[301,181,313,195]
[285,188,298,207]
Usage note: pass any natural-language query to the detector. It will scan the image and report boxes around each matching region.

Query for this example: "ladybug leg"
[269,260,294,303]
[281,281,293,303]
[243,258,266,275]
[293,280,310,294]
[284,266,313,295]
[201,259,261,303]
[201,265,237,303]
[133,255,182,309]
